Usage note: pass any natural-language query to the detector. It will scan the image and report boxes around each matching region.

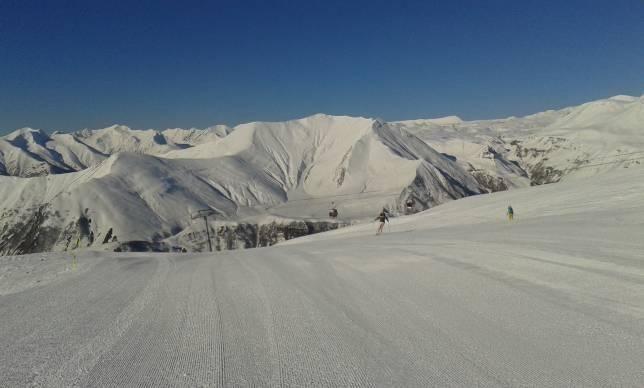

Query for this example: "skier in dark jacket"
[375,208,390,235]
[507,205,514,221]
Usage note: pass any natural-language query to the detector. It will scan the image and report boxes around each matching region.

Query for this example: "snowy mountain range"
[0,95,642,255]
[4,148,643,387]
[396,94,644,185]
[0,124,231,177]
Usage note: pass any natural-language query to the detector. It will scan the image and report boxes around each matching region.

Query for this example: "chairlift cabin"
[405,198,415,215]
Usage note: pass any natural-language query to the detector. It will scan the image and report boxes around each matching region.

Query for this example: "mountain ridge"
[1,94,642,255]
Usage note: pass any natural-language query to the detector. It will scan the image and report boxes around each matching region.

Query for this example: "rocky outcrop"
[509,139,565,185]
[0,206,60,255]
[471,171,509,192]
[174,219,348,253]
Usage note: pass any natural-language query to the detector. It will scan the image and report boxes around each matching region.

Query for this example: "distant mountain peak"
[102,124,134,132]
[607,95,638,102]
[393,115,463,127]
[3,127,48,139]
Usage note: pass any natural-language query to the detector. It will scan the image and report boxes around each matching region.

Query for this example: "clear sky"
[0,0,642,134]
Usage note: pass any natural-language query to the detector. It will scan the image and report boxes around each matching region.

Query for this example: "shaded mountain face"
[0,95,641,255]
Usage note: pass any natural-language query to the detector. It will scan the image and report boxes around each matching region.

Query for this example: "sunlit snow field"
[1,167,643,386]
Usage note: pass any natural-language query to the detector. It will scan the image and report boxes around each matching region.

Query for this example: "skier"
[507,205,514,221]
[375,208,390,235]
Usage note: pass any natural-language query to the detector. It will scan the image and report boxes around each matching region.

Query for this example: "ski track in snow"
[1,169,644,386]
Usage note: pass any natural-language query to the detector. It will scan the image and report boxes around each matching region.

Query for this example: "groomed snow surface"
[1,167,643,386]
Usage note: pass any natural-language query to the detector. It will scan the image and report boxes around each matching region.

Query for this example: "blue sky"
[0,0,642,134]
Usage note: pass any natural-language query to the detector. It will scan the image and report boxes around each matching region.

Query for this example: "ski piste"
[3,165,643,386]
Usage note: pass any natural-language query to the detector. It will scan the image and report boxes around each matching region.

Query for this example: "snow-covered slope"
[0,115,485,255]
[71,125,197,155]
[1,165,642,386]
[0,124,229,177]
[2,95,640,185]
[162,125,231,146]
[1,95,641,255]
[165,114,480,204]
[284,160,644,246]
[395,95,644,185]
[0,128,107,177]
